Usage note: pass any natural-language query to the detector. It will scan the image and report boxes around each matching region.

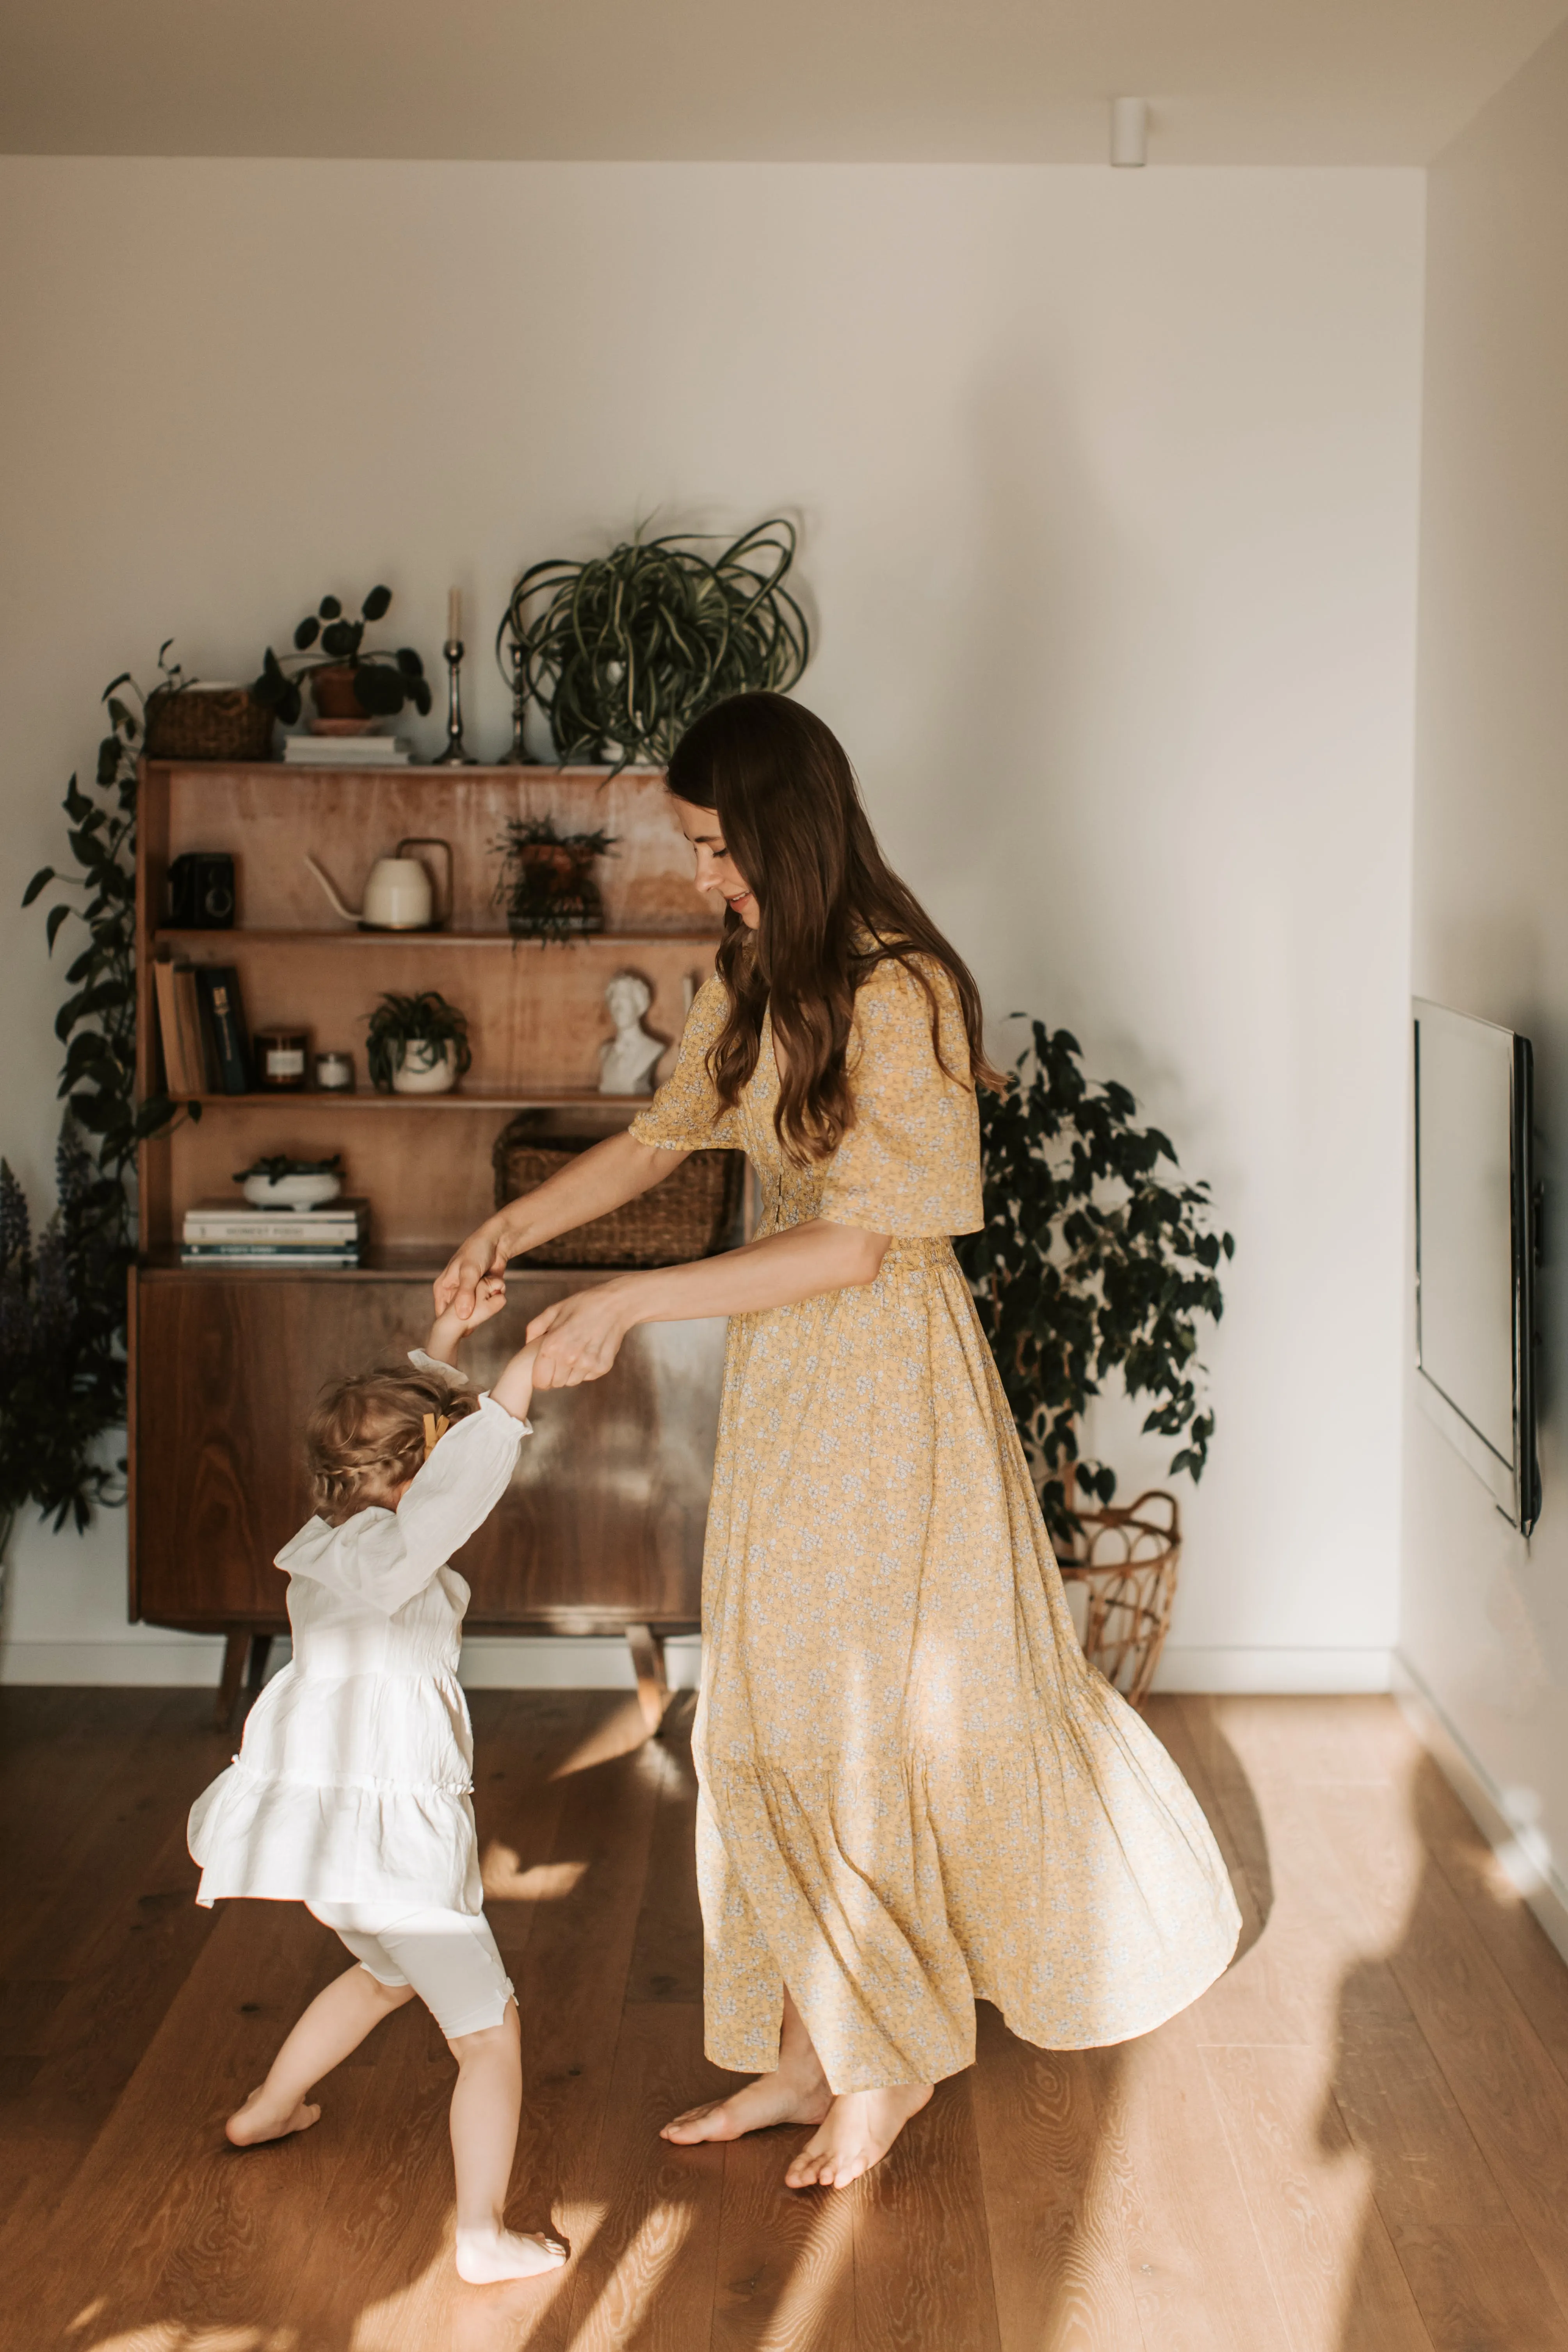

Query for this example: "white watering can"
[306,838,452,931]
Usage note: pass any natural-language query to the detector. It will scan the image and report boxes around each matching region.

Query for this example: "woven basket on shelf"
[144,686,275,762]
[493,1122,744,1267]
[1056,1489,1181,1709]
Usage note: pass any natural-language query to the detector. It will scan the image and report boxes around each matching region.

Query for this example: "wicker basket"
[1057,1489,1181,1708]
[144,686,275,762]
[494,1122,744,1266]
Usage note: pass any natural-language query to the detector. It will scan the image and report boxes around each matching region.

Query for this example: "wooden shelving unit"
[130,759,725,1723]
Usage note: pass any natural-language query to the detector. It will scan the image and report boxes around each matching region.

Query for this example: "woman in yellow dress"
[436,692,1239,2190]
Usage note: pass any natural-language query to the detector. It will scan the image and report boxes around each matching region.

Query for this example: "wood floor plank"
[708,2112,857,2352]
[625,1730,706,2006]
[559,2002,728,2352]
[1114,2011,1290,2352]
[969,2004,1142,2352]
[852,2067,1002,2352]
[1199,2041,1431,2352]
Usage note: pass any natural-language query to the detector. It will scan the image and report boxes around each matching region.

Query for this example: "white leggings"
[309,1901,515,2041]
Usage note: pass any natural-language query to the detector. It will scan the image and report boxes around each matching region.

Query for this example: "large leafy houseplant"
[958,1020,1233,1551]
[500,520,810,770]
[12,658,194,1559]
[0,1126,129,1579]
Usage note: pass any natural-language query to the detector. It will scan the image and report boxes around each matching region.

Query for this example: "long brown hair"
[666,691,1001,1161]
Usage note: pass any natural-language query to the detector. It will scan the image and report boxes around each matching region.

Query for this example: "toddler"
[187,1277,565,2284]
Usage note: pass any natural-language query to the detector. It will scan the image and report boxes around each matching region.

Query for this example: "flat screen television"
[1412,998,1539,1534]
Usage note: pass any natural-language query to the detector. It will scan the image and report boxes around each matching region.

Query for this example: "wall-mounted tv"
[1412,998,1539,1534]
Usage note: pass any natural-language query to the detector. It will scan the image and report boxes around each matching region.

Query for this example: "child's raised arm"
[425,1274,507,1368]
[489,1340,538,1425]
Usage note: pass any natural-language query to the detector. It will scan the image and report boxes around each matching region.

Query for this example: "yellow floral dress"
[630,959,1239,2092]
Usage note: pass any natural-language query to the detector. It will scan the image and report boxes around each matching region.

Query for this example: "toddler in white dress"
[187,1277,565,2285]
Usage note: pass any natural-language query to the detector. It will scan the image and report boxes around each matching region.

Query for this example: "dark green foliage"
[364,992,473,1092]
[956,1019,1233,1550]
[14,655,197,1540]
[501,520,809,772]
[492,815,618,944]
[0,1125,129,1535]
[253,587,432,725]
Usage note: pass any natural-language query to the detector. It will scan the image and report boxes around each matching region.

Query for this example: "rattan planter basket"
[144,686,276,762]
[1057,1489,1181,1708]
[494,1122,744,1267]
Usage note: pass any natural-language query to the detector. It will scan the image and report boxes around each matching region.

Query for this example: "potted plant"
[957,1020,1232,1698]
[492,815,616,942]
[499,519,810,771]
[365,991,472,1095]
[252,587,433,729]
[0,1124,129,1599]
[236,1153,344,1210]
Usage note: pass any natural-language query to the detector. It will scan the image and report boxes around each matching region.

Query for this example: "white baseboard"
[1152,1645,1393,1695]
[1392,1653,1568,1971]
[0,1633,706,1693]
[0,1637,228,1686]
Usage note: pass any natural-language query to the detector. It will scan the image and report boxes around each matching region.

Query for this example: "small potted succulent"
[236,1153,344,1210]
[365,991,472,1095]
[493,814,616,942]
[252,587,433,729]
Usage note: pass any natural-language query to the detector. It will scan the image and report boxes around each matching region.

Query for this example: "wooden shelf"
[137,1245,629,1282]
[176,1087,654,1110]
[155,926,720,949]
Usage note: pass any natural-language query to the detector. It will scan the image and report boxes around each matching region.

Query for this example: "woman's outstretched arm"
[524,1219,889,1388]
[434,1132,690,1320]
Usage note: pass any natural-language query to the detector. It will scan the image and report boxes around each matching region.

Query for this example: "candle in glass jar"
[447,587,461,645]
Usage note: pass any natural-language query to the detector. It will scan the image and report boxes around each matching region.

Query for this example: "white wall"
[0,158,1425,1688]
[1402,23,1568,1909]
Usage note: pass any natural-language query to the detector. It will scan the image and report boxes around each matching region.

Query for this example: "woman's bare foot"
[661,2060,831,2146]
[454,2226,568,2284]
[784,2084,933,2189]
[225,2087,322,2147]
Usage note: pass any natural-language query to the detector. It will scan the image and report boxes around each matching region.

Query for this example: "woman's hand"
[434,1217,511,1324]
[525,1283,637,1389]
[425,1274,507,1366]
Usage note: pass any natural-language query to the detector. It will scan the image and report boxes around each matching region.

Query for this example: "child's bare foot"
[454,2226,568,2284]
[661,2055,831,2146]
[784,2083,933,2189]
[225,2087,322,2147]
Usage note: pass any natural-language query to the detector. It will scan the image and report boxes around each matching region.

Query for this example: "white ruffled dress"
[187,1364,529,1917]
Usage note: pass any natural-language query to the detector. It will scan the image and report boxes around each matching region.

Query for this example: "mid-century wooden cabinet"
[129,760,726,1722]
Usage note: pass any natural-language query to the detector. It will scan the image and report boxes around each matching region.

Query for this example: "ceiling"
[3,0,1566,166]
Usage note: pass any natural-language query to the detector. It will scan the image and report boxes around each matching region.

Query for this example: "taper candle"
[447,586,461,644]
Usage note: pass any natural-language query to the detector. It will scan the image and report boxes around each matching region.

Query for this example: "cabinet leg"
[626,1623,670,1738]
[247,1635,273,1694]
[215,1630,249,1733]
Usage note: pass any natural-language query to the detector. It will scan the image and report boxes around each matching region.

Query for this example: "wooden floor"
[5,1690,1568,2352]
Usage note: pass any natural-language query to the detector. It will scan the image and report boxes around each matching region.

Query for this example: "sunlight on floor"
[481,1849,591,1901]
[549,1698,657,1778]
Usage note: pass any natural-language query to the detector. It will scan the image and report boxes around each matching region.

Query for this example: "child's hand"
[490,1338,538,1423]
[425,1275,507,1365]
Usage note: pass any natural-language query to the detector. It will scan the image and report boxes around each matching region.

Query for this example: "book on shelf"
[193,966,251,1093]
[153,958,203,1095]
[283,736,412,765]
[178,1245,363,1267]
[182,1197,369,1245]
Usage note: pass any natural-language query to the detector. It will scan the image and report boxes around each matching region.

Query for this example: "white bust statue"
[599,970,665,1096]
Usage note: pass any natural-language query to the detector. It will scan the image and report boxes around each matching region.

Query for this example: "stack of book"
[283,736,413,766]
[180,1197,370,1268]
[154,960,250,1096]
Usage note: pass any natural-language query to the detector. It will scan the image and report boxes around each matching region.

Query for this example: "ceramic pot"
[391,1038,458,1095]
[310,665,366,722]
[242,1170,344,1210]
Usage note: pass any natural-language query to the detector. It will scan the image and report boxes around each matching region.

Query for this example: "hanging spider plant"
[497,520,810,772]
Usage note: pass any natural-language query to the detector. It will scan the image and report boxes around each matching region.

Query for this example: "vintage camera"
[168,852,235,929]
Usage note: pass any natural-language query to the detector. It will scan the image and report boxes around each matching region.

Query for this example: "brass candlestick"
[433,639,477,767]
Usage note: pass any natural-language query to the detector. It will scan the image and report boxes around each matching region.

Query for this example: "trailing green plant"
[956,1019,1233,1551]
[253,586,433,723]
[0,1123,130,1560]
[500,520,809,771]
[492,814,617,944]
[23,650,198,1251]
[364,991,473,1091]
